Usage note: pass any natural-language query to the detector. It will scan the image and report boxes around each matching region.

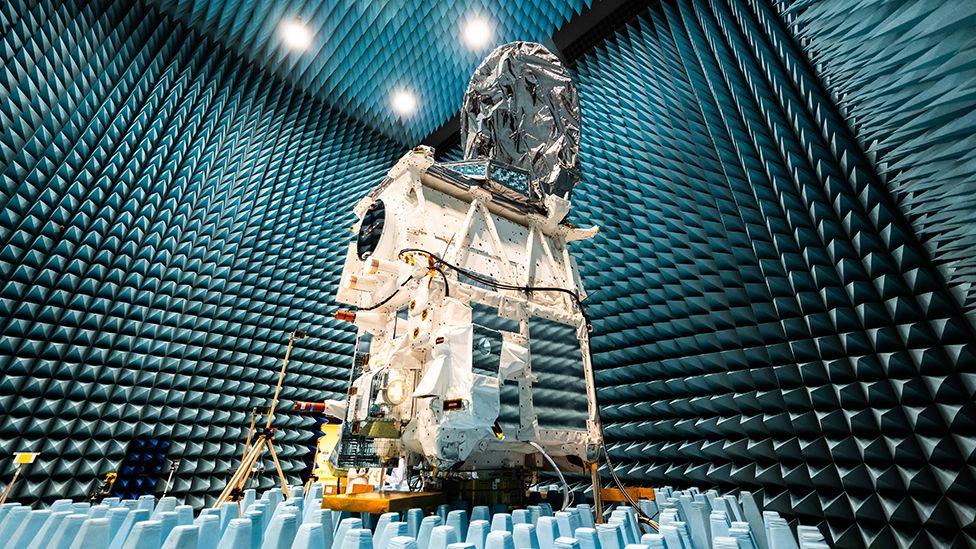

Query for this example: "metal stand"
[162,459,181,498]
[215,329,305,508]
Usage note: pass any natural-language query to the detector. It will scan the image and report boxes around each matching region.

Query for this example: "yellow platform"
[321,491,446,514]
[599,486,656,503]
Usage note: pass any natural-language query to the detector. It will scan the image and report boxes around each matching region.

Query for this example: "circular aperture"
[356,200,386,260]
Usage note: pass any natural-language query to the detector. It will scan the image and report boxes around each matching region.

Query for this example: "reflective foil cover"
[460,42,581,200]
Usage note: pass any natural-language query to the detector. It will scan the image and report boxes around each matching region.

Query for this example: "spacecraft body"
[334,43,599,475]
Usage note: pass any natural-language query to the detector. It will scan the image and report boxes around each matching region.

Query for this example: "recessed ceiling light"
[462,17,492,50]
[391,90,418,117]
[280,19,313,51]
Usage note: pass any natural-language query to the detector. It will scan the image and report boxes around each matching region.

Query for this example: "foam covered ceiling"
[149,0,591,143]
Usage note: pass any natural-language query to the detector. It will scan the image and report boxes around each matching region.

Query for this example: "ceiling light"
[391,90,418,117]
[280,19,313,51]
[462,17,492,50]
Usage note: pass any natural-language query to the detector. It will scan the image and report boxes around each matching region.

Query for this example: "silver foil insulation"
[460,42,581,200]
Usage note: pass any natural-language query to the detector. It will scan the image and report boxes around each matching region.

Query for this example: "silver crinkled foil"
[460,42,580,200]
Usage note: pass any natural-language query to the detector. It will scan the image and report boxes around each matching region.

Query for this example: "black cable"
[430,266,451,298]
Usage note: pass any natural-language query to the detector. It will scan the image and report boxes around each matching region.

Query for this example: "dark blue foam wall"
[571,0,976,546]
[0,0,398,506]
[780,0,976,318]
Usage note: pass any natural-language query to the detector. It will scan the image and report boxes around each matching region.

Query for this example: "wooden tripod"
[215,329,305,508]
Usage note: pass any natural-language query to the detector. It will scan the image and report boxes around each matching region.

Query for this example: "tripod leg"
[215,436,265,507]
[266,439,291,500]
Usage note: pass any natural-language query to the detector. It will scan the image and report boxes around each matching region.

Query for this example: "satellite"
[333,42,600,501]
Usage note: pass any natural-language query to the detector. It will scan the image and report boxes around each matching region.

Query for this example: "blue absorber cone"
[265,489,284,515]
[723,496,742,523]
[176,505,195,526]
[554,513,578,539]
[29,510,72,549]
[596,524,625,549]
[573,528,600,549]
[537,505,553,518]
[51,500,74,513]
[219,502,238,533]
[471,507,490,523]
[639,534,665,549]
[447,511,468,540]
[391,535,420,549]
[294,523,327,549]
[72,503,91,514]
[512,511,529,526]
[622,544,646,549]
[624,509,641,543]
[292,486,305,500]
[107,507,129,540]
[429,525,459,549]
[341,528,374,549]
[217,518,253,549]
[103,498,121,508]
[377,522,409,549]
[9,509,51,547]
[306,484,323,505]
[0,503,19,528]
[162,525,200,549]
[606,519,630,546]
[153,497,178,518]
[158,511,179,544]
[249,512,267,549]
[658,525,682,549]
[243,489,257,513]
[119,501,138,511]
[250,501,271,533]
[334,517,364,549]
[118,519,162,549]
[491,514,512,533]
[513,524,540,549]
[417,516,442,549]
[535,517,557,549]
[246,509,266,540]
[406,509,423,538]
[552,538,579,549]
[448,544,475,549]
[374,512,399,544]
[710,511,730,539]
[200,509,221,520]
[0,506,30,540]
[575,507,593,530]
[526,508,540,527]
[46,513,88,549]
[465,520,489,549]
[763,513,797,549]
[305,507,335,548]
[196,514,220,549]
[90,504,110,519]
[304,500,322,523]
[262,511,299,549]
[437,506,450,524]
[672,522,692,549]
[286,498,305,521]
[137,495,155,514]
[108,508,150,549]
